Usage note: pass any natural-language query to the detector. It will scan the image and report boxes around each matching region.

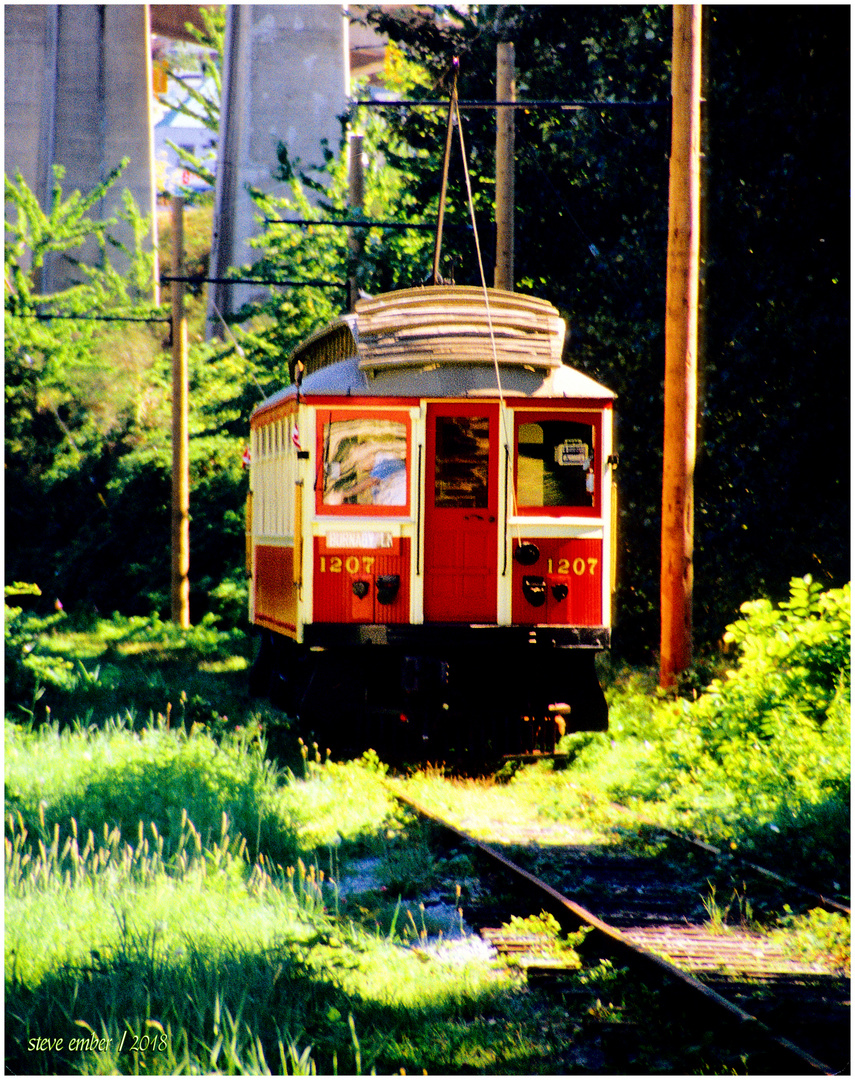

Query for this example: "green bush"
[584,577,850,876]
[5,600,72,713]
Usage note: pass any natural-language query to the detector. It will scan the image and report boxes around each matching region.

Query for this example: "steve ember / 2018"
[28,1030,169,1054]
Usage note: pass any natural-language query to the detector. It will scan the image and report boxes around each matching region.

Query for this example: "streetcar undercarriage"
[251,625,608,763]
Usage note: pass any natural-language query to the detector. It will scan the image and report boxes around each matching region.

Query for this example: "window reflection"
[434,415,490,508]
[323,417,408,506]
[517,419,595,507]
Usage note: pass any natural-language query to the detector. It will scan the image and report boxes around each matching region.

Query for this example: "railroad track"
[389,785,850,1075]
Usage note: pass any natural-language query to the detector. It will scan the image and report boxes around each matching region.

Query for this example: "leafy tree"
[352,4,849,656]
[5,163,160,479]
[5,158,263,622]
[5,165,169,601]
[695,7,849,638]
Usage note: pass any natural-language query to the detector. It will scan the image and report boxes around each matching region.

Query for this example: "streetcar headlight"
[376,574,400,605]
[522,576,547,607]
[513,542,540,566]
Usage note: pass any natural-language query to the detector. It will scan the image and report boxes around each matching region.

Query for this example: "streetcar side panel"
[250,401,303,640]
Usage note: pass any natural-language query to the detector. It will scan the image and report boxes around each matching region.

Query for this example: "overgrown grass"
[6,797,543,1075]
[9,715,651,1074]
[4,576,850,1071]
[4,716,401,870]
[5,601,253,735]
[6,701,605,1074]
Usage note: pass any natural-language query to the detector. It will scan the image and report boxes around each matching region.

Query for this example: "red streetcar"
[247,285,617,758]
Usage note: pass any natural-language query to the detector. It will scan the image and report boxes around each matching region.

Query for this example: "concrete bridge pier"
[208,4,349,331]
[4,4,157,296]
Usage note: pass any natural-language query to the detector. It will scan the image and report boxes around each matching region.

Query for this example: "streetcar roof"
[254,354,615,415]
[253,286,615,419]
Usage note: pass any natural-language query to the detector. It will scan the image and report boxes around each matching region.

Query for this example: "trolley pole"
[171,195,190,628]
[347,132,365,312]
[494,41,515,292]
[660,5,701,688]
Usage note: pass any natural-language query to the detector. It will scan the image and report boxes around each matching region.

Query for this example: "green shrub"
[576,577,850,872]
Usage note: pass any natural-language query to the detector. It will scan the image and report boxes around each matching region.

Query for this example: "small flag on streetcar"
[241,446,251,468]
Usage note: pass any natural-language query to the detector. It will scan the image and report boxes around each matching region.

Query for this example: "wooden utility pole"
[347,132,365,312]
[171,195,190,628]
[494,41,515,291]
[660,5,702,688]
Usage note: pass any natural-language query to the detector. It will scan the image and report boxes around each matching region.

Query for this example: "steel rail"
[389,786,838,1076]
[564,782,851,917]
[645,819,850,917]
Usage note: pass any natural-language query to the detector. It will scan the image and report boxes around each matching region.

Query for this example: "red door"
[423,403,499,622]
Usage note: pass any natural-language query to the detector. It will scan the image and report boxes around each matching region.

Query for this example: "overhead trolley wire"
[353,98,668,110]
[11,311,171,323]
[161,274,344,289]
[263,217,470,232]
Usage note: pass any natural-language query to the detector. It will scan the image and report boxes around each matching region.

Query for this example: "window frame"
[315,408,412,517]
[512,409,603,518]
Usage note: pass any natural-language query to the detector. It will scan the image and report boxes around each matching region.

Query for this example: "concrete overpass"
[5,5,158,293]
[5,5,373,307]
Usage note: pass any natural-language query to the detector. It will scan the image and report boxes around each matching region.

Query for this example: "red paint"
[423,403,499,623]
[251,397,299,429]
[313,537,410,624]
[511,537,603,625]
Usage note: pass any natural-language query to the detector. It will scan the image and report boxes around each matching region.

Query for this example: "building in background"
[153,70,218,199]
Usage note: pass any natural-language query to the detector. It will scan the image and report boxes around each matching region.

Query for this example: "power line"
[353,97,668,110]
[10,311,171,323]
[264,217,469,231]
[161,274,344,289]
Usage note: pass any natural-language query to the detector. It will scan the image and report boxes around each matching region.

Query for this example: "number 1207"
[320,555,376,574]
[547,557,598,576]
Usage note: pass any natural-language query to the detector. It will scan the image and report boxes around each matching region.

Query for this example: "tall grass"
[5,783,548,1075]
[5,716,299,865]
[8,714,575,1075]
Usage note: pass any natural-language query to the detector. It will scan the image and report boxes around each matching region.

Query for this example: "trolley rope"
[450,70,523,548]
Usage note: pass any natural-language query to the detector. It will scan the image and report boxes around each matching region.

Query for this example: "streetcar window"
[322,417,408,507]
[516,418,596,509]
[434,415,490,508]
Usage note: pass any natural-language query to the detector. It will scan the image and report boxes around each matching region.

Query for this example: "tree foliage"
[4,167,247,621]
[4,6,848,656]
[5,163,160,480]
[588,575,849,880]
[350,4,849,654]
